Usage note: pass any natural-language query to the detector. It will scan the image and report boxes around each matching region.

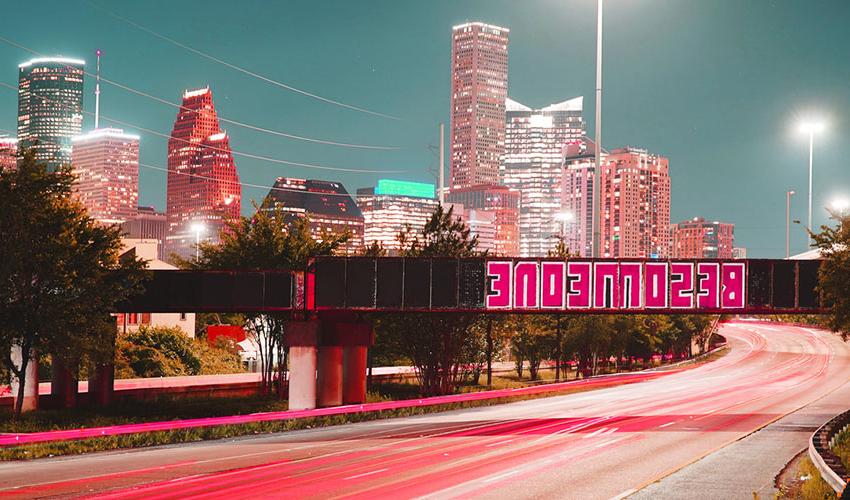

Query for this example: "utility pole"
[786,190,795,258]
[94,49,102,129]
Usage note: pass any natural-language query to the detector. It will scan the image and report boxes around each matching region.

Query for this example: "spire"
[94,49,102,129]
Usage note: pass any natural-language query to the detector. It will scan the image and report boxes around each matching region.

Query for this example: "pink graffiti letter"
[567,261,592,308]
[645,262,668,308]
[513,261,539,309]
[670,262,694,309]
[619,262,642,309]
[541,262,565,309]
[721,262,746,309]
[594,262,619,309]
[486,261,512,309]
[697,262,720,309]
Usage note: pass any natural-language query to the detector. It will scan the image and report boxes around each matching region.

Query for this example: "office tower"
[122,206,168,260]
[671,217,735,259]
[17,57,84,170]
[561,138,599,257]
[503,97,586,257]
[0,137,16,170]
[71,128,139,224]
[600,147,671,258]
[446,185,519,256]
[449,22,509,189]
[356,179,439,254]
[263,177,364,253]
[165,88,241,262]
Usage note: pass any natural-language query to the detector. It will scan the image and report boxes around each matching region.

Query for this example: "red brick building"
[671,217,735,259]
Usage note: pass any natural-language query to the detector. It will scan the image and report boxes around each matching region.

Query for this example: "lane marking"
[658,421,676,428]
[343,468,388,480]
[583,427,608,439]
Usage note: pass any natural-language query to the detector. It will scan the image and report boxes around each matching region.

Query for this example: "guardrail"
[809,409,850,494]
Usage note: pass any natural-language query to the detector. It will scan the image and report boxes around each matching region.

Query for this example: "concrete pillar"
[286,320,320,410]
[89,363,114,407]
[289,346,318,410]
[10,346,38,413]
[343,345,368,405]
[51,356,78,409]
[317,346,343,407]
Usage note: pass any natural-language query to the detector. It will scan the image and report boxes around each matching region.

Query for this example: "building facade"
[503,97,586,257]
[446,184,520,256]
[17,58,85,170]
[671,217,735,259]
[357,179,438,253]
[121,206,167,260]
[600,147,671,258]
[165,88,241,262]
[561,139,598,257]
[263,177,364,253]
[449,22,509,190]
[71,128,140,224]
[0,137,16,171]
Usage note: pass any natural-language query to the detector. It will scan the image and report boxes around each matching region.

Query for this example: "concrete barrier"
[808,409,850,494]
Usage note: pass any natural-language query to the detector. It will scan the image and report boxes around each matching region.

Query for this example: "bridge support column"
[89,363,114,407]
[51,356,78,409]
[320,314,374,406]
[343,345,368,405]
[317,346,343,407]
[10,346,38,413]
[287,320,319,410]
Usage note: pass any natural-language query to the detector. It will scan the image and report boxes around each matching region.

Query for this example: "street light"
[829,198,850,217]
[591,0,604,258]
[190,222,205,261]
[786,190,794,258]
[799,121,824,245]
[554,210,575,238]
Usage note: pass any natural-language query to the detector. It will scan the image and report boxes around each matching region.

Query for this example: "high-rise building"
[0,137,16,171]
[464,208,497,254]
[122,206,167,260]
[357,179,439,253]
[732,247,747,259]
[503,97,586,257]
[165,88,241,262]
[17,58,85,170]
[671,217,735,259]
[600,147,671,258]
[71,128,140,224]
[449,22,509,190]
[263,177,364,253]
[446,185,519,256]
[561,138,599,257]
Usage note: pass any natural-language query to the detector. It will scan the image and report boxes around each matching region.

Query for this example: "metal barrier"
[809,409,850,494]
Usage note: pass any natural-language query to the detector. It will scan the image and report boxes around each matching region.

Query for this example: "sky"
[2,0,849,258]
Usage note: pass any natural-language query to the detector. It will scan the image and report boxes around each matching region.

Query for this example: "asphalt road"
[1,322,849,499]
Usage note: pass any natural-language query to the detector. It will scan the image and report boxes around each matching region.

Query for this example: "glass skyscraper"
[17,57,85,170]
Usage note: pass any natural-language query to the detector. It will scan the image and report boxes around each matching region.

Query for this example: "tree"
[508,315,555,381]
[812,211,850,339]
[185,206,348,395]
[376,205,484,396]
[0,149,145,417]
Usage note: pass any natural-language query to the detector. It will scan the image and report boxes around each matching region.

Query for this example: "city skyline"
[1,1,849,257]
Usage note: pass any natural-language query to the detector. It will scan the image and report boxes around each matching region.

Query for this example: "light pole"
[800,122,824,245]
[552,210,573,382]
[191,222,205,261]
[591,0,604,258]
[786,190,794,258]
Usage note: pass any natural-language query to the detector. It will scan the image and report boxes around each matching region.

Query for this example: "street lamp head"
[788,190,795,196]
[190,222,206,234]
[830,198,850,212]
[799,121,825,135]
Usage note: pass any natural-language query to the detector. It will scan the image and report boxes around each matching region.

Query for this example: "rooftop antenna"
[94,49,102,129]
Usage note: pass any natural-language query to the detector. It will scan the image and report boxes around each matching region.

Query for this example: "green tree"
[812,212,850,339]
[185,206,348,395]
[0,149,145,416]
[376,205,484,396]
[508,315,555,381]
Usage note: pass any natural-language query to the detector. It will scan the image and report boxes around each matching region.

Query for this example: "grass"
[779,456,838,499]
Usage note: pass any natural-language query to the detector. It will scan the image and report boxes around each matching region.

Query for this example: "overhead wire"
[84,1,403,121]
[0,35,399,150]
[0,81,406,174]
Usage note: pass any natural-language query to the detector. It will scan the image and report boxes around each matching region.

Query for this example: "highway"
[1,322,849,499]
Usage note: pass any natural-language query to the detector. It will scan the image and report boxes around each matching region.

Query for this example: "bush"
[115,325,242,379]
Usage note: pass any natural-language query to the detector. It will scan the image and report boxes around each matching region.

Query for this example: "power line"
[84,1,403,121]
[0,35,399,150]
[0,81,405,174]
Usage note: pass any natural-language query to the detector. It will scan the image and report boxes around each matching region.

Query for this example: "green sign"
[375,179,435,199]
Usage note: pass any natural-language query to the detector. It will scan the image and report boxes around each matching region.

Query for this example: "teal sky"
[2,0,849,257]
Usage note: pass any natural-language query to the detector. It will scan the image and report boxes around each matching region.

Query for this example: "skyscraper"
[122,206,167,260]
[0,137,17,171]
[357,179,439,254]
[449,22,509,189]
[263,177,364,253]
[600,147,671,258]
[446,185,519,256]
[561,138,599,257]
[17,58,85,170]
[165,88,241,262]
[671,217,735,259]
[71,128,140,224]
[503,97,586,257]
